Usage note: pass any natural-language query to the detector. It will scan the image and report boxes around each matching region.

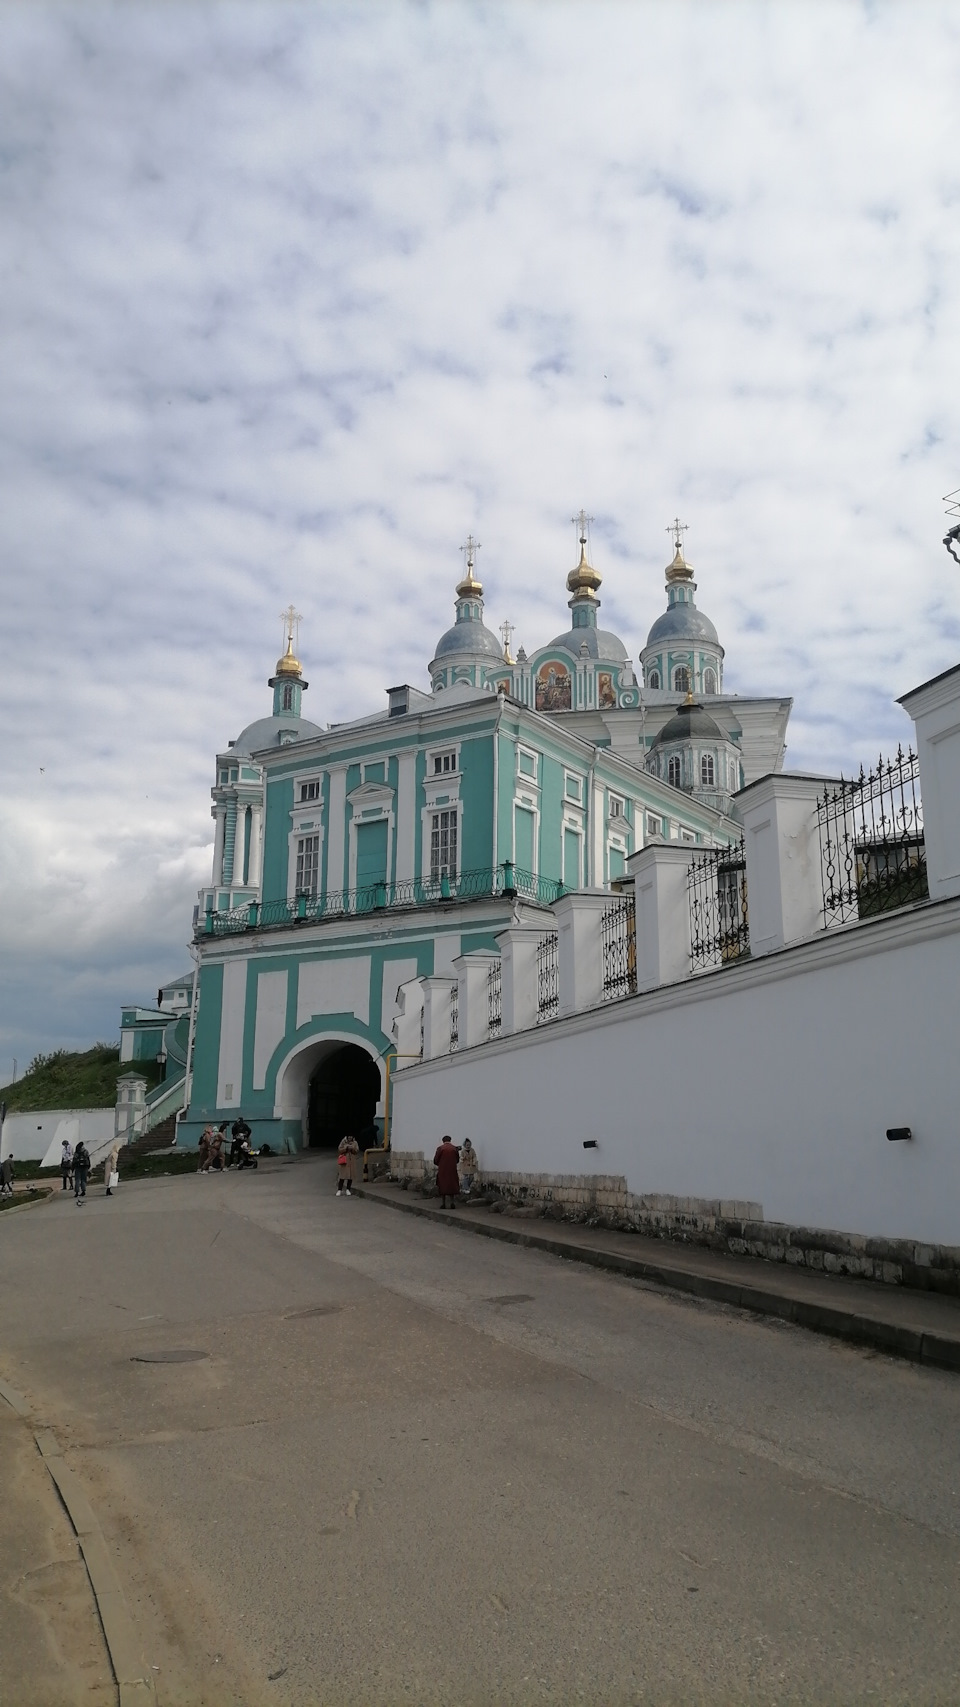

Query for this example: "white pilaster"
[899,662,960,901]
[421,976,456,1060]
[395,749,417,884]
[738,773,829,955]
[326,764,348,896]
[495,926,544,1036]
[625,843,692,991]
[453,951,500,1049]
[553,890,611,1017]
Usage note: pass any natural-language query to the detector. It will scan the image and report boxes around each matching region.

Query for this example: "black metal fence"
[537,933,560,1023]
[817,747,927,928]
[687,837,749,972]
[487,959,502,1039]
[449,985,459,1052]
[601,892,637,1000]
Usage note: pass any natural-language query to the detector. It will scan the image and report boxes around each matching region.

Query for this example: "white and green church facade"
[179,525,791,1152]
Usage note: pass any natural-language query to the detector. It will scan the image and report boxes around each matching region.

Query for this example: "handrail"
[201,864,565,939]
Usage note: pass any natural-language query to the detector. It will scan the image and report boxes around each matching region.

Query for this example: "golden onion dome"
[566,541,602,600]
[456,567,484,600]
[274,635,302,677]
[665,545,695,584]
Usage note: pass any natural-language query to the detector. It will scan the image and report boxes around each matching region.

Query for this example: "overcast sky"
[1,0,959,1074]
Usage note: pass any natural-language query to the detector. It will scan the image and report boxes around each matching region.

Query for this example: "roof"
[232,714,325,757]
[651,701,726,746]
[645,601,720,649]
[542,626,628,663]
[431,618,505,664]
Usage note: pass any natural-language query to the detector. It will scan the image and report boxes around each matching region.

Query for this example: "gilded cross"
[666,517,689,552]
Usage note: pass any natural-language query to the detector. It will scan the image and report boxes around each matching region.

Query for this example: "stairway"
[122,1113,179,1159]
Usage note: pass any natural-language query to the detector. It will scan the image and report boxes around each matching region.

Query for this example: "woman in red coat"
[433,1135,460,1208]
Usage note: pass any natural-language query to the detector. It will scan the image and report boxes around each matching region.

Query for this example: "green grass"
[0,1046,163,1112]
[0,1189,49,1211]
[15,1150,201,1183]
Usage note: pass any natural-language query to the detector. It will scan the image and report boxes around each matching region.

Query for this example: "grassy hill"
[0,1045,164,1112]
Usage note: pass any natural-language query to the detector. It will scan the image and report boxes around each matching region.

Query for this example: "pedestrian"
[60,1139,74,1191]
[336,1134,359,1197]
[73,1141,90,1203]
[229,1116,250,1168]
[433,1134,460,1209]
[209,1126,226,1171]
[105,1139,121,1198]
[237,1135,258,1171]
[0,1155,15,1198]
[459,1137,479,1198]
[198,1125,217,1173]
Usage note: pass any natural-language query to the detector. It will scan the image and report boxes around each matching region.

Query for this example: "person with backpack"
[73,1141,90,1203]
[59,1139,74,1191]
[336,1134,359,1197]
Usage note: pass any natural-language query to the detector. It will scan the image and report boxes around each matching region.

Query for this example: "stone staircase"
[122,1113,179,1160]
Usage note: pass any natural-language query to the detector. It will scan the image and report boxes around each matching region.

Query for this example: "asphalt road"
[2,1154,960,1706]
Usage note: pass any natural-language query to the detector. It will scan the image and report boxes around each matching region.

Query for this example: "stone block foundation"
[386,1153,960,1296]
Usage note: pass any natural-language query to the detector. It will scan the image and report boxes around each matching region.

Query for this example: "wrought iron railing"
[537,933,560,1023]
[817,747,927,928]
[687,837,749,972]
[449,985,459,1052]
[601,892,637,1000]
[202,863,565,938]
[487,959,502,1039]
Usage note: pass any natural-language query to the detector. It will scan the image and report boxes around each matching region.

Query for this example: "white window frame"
[646,813,662,838]
[294,832,321,898]
[428,805,460,884]
[296,775,321,804]
[425,742,461,782]
[564,770,583,805]
[516,743,540,782]
[701,753,715,787]
[608,793,625,820]
[667,754,682,788]
[512,795,541,880]
[347,780,395,894]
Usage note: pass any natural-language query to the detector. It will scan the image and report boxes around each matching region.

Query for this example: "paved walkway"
[355,1179,960,1372]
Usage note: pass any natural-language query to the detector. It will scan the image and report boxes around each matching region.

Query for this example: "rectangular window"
[298,779,320,802]
[646,814,662,838]
[564,773,583,803]
[430,809,458,880]
[514,805,536,875]
[518,748,538,778]
[295,834,320,897]
[609,795,624,818]
[432,751,457,775]
[356,819,388,889]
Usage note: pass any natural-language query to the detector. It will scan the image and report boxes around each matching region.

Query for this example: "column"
[247,804,263,888]
[212,808,226,884]
[553,890,611,1017]
[738,773,829,955]
[625,843,692,991]
[495,926,544,1036]
[421,976,456,1060]
[899,662,960,901]
[221,797,238,887]
[453,951,500,1049]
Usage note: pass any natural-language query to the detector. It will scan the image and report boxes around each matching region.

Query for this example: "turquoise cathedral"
[180,522,791,1151]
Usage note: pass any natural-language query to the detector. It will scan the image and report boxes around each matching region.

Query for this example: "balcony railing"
[817,747,927,928]
[201,863,565,938]
[687,837,749,972]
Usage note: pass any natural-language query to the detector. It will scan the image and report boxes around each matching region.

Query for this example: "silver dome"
[232,715,324,757]
[544,626,628,663]
[431,619,505,663]
[645,602,720,649]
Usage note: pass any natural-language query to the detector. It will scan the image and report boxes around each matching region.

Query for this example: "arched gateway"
[275,1035,384,1152]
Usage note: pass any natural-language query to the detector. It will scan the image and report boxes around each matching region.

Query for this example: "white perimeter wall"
[392,898,960,1248]
[1,1109,115,1165]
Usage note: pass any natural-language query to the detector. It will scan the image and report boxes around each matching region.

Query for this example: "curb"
[352,1187,960,1376]
[0,1188,55,1217]
[0,1378,156,1702]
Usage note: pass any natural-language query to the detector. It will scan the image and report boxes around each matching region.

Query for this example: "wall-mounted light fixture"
[886,1127,913,1142]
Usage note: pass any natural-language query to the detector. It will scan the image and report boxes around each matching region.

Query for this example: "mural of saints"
[598,671,617,708]
[535,662,572,711]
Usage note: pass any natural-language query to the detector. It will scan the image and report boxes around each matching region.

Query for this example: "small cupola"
[268,605,309,717]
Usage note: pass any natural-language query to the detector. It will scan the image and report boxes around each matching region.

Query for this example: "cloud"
[1,0,959,1062]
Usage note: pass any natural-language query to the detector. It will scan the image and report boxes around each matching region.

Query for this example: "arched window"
[667,754,682,788]
[701,754,715,787]
[673,666,690,693]
[647,668,660,689]
[282,684,293,711]
[703,667,717,696]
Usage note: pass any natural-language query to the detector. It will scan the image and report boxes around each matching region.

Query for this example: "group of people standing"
[433,1135,479,1208]
[58,1137,118,1203]
[198,1117,260,1173]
